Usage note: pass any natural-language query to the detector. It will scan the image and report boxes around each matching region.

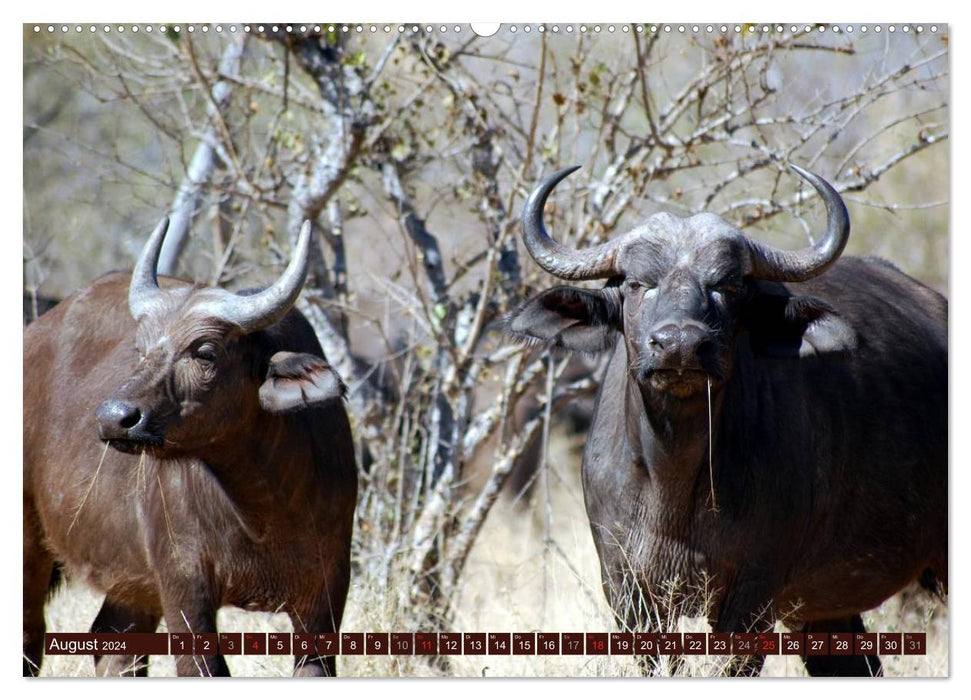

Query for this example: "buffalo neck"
[190,411,330,535]
[625,369,725,510]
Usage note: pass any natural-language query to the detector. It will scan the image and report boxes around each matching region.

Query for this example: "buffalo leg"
[290,577,350,677]
[714,616,769,677]
[159,588,228,677]
[23,499,54,677]
[801,616,882,677]
[290,613,340,676]
[603,574,678,676]
[713,581,773,677]
[92,596,160,677]
[290,622,337,677]
[721,642,766,677]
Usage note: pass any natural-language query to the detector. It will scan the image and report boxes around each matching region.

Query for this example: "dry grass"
[36,431,947,678]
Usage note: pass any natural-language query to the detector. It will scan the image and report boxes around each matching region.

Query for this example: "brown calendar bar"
[585,632,608,655]
[537,633,560,655]
[806,632,829,655]
[415,633,438,655]
[561,633,584,655]
[610,632,634,655]
[439,632,462,655]
[293,633,316,656]
[659,632,682,655]
[488,633,511,655]
[366,633,390,655]
[316,632,340,656]
[219,633,241,655]
[708,633,731,655]
[40,631,930,656]
[904,633,926,655]
[831,633,853,656]
[342,632,364,655]
[463,633,485,655]
[879,633,902,656]
[855,632,878,655]
[637,632,660,655]
[732,633,756,655]
[268,632,291,655]
[513,632,536,655]
[243,632,266,655]
[169,633,192,655]
[758,632,780,655]
[45,633,169,656]
[194,633,218,656]
[683,632,706,655]
[781,632,805,655]
[391,632,414,655]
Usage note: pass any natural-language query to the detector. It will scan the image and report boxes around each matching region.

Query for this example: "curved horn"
[522,166,624,281]
[200,220,314,334]
[128,217,170,320]
[748,164,850,282]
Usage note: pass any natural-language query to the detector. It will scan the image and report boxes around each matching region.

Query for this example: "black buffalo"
[508,165,947,676]
[24,220,358,676]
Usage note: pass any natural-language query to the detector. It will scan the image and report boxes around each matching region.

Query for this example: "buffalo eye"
[190,342,219,365]
[624,278,653,295]
[709,279,742,297]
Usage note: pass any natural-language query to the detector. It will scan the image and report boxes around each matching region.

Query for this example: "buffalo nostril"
[648,323,713,366]
[650,327,677,349]
[119,408,142,430]
[96,399,143,434]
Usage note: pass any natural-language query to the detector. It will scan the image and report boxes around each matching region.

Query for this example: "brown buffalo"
[24,219,358,677]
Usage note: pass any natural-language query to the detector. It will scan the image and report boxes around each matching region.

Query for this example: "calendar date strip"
[45,631,926,656]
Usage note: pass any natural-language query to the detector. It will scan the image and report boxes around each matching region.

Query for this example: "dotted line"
[30,24,942,36]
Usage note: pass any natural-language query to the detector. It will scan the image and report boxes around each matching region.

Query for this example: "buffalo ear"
[259,351,346,414]
[506,286,621,353]
[744,286,857,358]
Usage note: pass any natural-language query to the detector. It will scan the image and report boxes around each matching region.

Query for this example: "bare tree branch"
[158,34,245,275]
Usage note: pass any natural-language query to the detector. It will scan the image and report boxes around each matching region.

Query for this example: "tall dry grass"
[35,429,947,678]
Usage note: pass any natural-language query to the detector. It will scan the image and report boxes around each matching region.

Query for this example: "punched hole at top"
[470,23,501,37]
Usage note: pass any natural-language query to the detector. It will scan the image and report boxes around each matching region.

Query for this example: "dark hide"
[510,253,947,677]
[23,272,358,677]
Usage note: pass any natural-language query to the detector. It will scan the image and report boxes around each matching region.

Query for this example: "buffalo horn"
[128,217,170,321]
[747,164,850,282]
[522,166,625,281]
[198,220,314,334]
